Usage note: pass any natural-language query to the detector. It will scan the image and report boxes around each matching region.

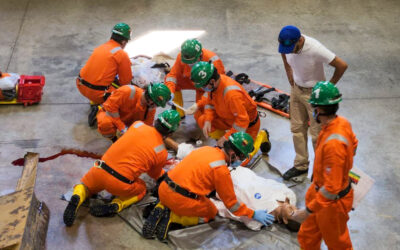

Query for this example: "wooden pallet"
[0,153,50,250]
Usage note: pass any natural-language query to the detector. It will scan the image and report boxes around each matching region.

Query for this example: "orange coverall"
[77,39,132,104]
[0,73,11,100]
[81,121,167,200]
[194,74,260,140]
[158,146,254,220]
[96,85,155,138]
[164,49,225,102]
[298,116,358,250]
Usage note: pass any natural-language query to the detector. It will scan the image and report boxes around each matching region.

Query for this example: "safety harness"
[94,160,134,184]
[164,175,198,199]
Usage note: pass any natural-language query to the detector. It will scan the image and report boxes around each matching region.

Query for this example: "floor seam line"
[5,0,31,71]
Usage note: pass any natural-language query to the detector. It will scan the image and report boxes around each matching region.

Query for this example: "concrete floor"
[1,0,399,249]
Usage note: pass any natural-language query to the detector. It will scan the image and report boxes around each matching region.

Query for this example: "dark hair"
[318,103,339,116]
[223,140,245,160]
[154,119,171,137]
[111,33,127,44]
[209,66,220,82]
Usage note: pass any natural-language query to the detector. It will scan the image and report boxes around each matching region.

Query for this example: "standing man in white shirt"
[278,25,348,180]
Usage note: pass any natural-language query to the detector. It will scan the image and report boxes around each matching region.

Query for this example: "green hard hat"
[181,39,202,64]
[309,81,342,106]
[158,110,181,132]
[112,23,131,40]
[229,132,254,158]
[190,61,214,88]
[147,83,171,108]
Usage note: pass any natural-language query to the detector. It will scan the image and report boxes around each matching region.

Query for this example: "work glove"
[253,210,275,226]
[167,93,175,106]
[185,103,198,115]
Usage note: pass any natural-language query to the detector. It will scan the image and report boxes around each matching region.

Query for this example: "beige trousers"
[290,84,321,170]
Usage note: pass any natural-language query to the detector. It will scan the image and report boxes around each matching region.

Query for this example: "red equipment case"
[17,75,45,106]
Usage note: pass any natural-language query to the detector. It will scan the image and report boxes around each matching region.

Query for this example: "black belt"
[78,76,108,91]
[315,180,352,200]
[248,114,259,128]
[95,160,134,184]
[164,175,198,199]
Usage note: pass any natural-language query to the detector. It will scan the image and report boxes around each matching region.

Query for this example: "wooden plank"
[15,153,39,191]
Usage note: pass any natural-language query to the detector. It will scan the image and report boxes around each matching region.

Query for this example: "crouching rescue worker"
[142,131,275,241]
[190,61,268,152]
[77,23,133,105]
[93,83,171,141]
[165,39,225,118]
[63,110,181,227]
[289,82,358,249]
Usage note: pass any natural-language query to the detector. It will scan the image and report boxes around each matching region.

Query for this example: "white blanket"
[130,57,167,88]
[212,166,296,231]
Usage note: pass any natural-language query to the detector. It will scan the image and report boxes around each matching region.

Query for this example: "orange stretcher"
[247,79,290,119]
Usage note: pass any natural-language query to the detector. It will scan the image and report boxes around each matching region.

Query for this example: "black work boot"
[155,208,172,242]
[88,105,99,127]
[282,167,308,180]
[90,203,119,217]
[142,203,166,239]
[63,194,80,227]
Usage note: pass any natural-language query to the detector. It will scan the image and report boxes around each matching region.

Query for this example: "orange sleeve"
[144,107,156,126]
[223,92,250,139]
[204,98,216,122]
[196,93,208,109]
[164,55,182,93]
[103,88,128,131]
[114,50,132,85]
[213,166,254,218]
[147,154,166,180]
[307,141,348,212]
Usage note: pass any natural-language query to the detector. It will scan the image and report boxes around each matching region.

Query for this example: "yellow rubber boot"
[63,184,89,226]
[173,90,185,118]
[72,184,89,207]
[111,195,140,212]
[249,129,270,158]
[209,129,225,140]
[170,212,199,226]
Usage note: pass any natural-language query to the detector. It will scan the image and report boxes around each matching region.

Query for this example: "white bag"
[0,73,19,90]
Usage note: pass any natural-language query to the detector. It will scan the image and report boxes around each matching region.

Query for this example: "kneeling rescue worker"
[94,83,171,141]
[190,61,270,160]
[290,81,358,249]
[164,39,225,118]
[77,23,133,105]
[142,131,275,241]
[63,110,181,226]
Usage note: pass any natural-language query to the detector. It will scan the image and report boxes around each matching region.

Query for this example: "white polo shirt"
[286,35,335,88]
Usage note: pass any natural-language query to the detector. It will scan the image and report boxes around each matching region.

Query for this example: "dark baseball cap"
[278,25,301,54]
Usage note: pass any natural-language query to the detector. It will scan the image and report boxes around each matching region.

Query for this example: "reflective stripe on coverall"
[81,121,167,199]
[77,39,133,104]
[96,85,155,137]
[194,74,260,140]
[298,116,358,250]
[164,48,225,103]
[158,146,254,220]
